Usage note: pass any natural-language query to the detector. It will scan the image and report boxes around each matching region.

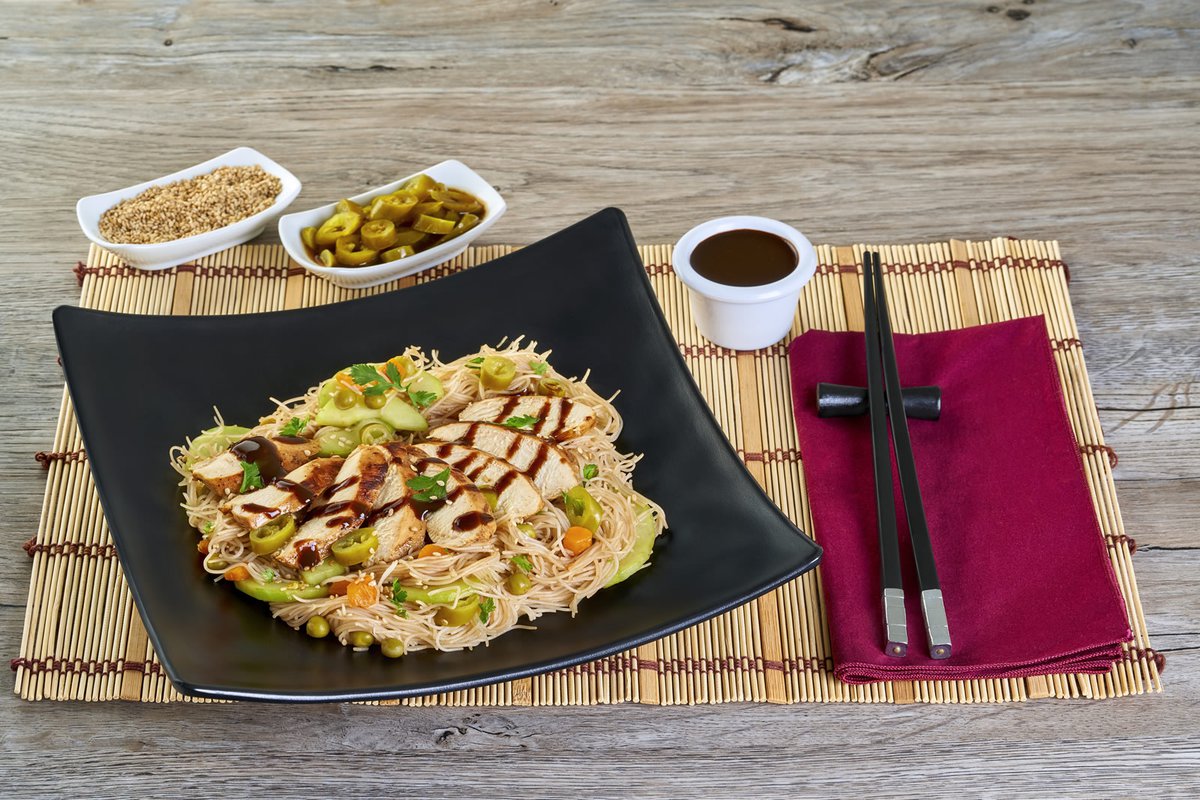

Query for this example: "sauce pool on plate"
[690,229,798,287]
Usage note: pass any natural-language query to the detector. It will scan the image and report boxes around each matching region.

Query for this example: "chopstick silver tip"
[921,589,953,660]
[883,588,908,658]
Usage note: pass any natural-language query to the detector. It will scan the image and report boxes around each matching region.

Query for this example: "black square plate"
[54,208,821,702]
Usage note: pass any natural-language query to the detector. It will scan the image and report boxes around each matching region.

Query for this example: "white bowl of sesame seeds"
[76,147,302,271]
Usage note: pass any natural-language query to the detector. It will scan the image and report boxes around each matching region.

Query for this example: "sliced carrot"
[335,371,362,391]
[224,565,251,582]
[346,576,379,608]
[418,544,449,559]
[563,526,594,556]
[196,538,209,555]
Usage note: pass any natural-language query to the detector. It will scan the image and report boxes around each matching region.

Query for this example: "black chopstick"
[863,251,908,658]
[869,251,952,659]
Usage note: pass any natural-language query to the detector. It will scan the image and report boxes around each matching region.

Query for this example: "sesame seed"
[98,166,282,245]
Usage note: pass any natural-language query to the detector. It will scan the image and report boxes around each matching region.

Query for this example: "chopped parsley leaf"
[407,467,451,502]
[407,386,438,408]
[582,463,598,481]
[349,362,405,397]
[511,554,533,574]
[503,414,539,430]
[261,568,276,583]
[238,461,264,492]
[391,579,409,617]
[479,598,496,624]
[466,357,485,368]
[280,417,307,437]
[530,361,548,376]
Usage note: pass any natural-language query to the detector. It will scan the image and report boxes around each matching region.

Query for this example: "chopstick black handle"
[871,253,952,659]
[863,251,908,657]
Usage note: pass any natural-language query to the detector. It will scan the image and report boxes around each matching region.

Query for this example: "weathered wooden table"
[2,2,1196,797]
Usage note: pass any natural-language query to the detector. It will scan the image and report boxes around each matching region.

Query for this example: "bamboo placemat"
[14,239,1162,705]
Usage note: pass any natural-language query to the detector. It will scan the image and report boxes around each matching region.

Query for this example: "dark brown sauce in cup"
[690,229,798,287]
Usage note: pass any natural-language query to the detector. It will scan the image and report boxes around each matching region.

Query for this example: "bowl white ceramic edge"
[672,216,817,304]
[75,146,303,271]
[277,159,507,288]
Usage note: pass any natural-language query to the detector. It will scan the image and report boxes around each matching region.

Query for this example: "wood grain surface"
[1,1,1197,797]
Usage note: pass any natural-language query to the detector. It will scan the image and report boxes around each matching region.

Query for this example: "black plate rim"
[52,207,822,703]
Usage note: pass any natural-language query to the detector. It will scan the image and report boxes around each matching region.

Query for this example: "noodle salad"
[171,340,665,658]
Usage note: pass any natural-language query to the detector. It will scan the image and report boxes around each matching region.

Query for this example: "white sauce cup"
[672,216,817,350]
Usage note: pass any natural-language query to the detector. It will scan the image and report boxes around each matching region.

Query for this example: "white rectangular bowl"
[76,147,302,271]
[278,159,506,289]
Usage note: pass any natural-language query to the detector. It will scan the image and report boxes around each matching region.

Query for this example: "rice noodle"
[170,339,665,654]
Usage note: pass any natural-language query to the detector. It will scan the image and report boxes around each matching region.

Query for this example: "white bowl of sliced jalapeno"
[279,160,507,289]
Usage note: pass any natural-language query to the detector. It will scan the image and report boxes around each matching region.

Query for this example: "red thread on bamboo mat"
[9,656,163,676]
[73,261,308,285]
[1080,443,1118,468]
[644,262,672,276]
[1105,533,1137,554]
[34,449,87,468]
[1050,337,1083,352]
[22,540,116,559]
[1126,647,1166,673]
[739,448,803,464]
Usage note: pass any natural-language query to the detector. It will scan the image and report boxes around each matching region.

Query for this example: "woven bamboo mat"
[14,239,1162,705]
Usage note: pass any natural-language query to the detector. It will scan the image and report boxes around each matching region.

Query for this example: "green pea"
[507,572,532,595]
[332,526,378,566]
[516,523,536,537]
[347,630,374,648]
[333,387,359,410]
[381,638,406,659]
[364,392,388,410]
[305,615,330,639]
[248,514,296,555]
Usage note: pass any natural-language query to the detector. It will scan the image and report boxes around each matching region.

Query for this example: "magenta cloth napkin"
[789,316,1131,683]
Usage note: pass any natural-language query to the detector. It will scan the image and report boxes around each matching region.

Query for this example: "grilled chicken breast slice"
[412,442,543,520]
[458,395,597,440]
[363,444,427,565]
[192,435,319,497]
[427,422,577,497]
[222,457,343,530]
[274,445,391,569]
[407,453,496,548]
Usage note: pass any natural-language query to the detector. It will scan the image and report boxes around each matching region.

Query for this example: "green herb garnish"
[391,578,409,617]
[582,464,598,481]
[349,362,405,397]
[238,461,264,492]
[466,357,485,368]
[280,417,307,437]
[479,598,495,624]
[530,361,548,376]
[503,415,539,430]
[511,554,533,574]
[406,467,451,502]
[407,386,438,409]
[261,568,276,583]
